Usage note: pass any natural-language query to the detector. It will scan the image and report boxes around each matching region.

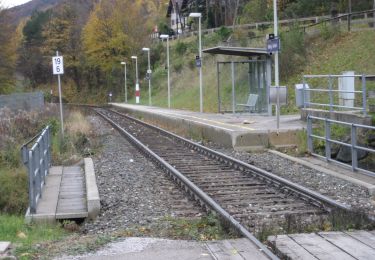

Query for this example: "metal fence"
[0,92,44,111]
[302,74,373,115]
[21,126,51,214]
[307,115,375,177]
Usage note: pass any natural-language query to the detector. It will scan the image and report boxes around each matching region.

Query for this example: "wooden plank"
[319,231,375,260]
[290,233,355,260]
[345,231,375,249]
[268,235,317,260]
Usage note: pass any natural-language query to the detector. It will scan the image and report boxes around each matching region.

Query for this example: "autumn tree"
[18,10,51,87]
[82,0,153,91]
[0,4,17,94]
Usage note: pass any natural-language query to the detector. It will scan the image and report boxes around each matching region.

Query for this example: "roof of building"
[203,46,271,57]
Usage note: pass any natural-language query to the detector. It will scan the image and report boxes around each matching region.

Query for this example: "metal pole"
[273,0,280,132]
[217,62,221,113]
[148,50,152,106]
[362,75,367,116]
[348,0,352,32]
[56,51,64,140]
[167,38,171,108]
[198,16,203,113]
[351,124,357,171]
[307,116,313,153]
[231,61,236,114]
[124,63,127,103]
[325,118,331,161]
[328,75,333,112]
[135,58,139,104]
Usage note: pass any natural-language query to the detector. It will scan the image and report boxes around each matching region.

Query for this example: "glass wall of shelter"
[203,47,272,115]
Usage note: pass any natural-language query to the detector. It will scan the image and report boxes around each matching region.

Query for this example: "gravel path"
[208,143,375,219]
[81,116,203,235]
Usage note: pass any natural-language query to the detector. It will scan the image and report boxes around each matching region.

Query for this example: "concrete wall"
[0,92,44,111]
[300,108,372,125]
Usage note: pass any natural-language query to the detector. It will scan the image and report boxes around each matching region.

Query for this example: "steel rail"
[95,109,279,260]
[107,108,352,213]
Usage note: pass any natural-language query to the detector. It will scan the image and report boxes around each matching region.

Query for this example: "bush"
[0,168,28,214]
[280,26,306,80]
[175,41,188,55]
[216,26,232,41]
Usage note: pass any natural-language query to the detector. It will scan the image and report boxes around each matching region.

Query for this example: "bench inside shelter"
[237,94,258,112]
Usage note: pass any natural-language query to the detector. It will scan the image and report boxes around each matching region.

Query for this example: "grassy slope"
[133,29,375,113]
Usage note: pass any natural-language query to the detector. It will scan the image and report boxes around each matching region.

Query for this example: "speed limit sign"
[52,56,64,75]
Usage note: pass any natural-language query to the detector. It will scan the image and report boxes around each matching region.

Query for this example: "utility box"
[338,71,355,108]
[270,86,287,105]
[295,84,310,108]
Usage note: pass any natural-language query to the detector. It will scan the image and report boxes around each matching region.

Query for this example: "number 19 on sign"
[52,52,64,140]
[52,56,64,75]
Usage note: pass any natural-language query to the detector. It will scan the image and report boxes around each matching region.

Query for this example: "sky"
[2,0,31,8]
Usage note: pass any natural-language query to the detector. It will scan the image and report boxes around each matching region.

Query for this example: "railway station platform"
[25,158,100,223]
[268,231,375,259]
[111,104,306,150]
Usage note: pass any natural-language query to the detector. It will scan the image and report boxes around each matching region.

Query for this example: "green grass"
[0,214,67,259]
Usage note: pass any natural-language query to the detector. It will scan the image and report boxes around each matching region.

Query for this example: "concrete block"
[0,242,10,253]
[84,158,100,220]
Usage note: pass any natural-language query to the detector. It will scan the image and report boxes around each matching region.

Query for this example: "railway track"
[94,107,362,259]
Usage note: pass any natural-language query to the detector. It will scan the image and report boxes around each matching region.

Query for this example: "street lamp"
[189,12,203,113]
[160,34,170,108]
[142,47,152,106]
[120,61,127,103]
[131,56,140,104]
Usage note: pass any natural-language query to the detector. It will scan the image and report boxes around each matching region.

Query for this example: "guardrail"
[21,126,51,214]
[302,74,373,115]
[307,116,375,177]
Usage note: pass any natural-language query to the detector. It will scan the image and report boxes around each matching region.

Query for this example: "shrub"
[280,26,306,80]
[0,168,28,214]
[216,26,232,41]
[175,41,188,55]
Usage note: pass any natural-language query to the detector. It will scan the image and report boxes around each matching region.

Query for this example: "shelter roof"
[203,46,271,58]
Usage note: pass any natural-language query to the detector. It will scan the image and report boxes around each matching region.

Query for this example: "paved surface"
[26,166,88,222]
[268,231,375,259]
[56,238,269,260]
[111,104,306,149]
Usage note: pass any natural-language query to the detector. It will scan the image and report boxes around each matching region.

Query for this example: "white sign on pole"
[52,56,64,75]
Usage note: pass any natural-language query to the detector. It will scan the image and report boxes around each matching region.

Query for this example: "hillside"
[7,0,96,25]
[134,29,375,113]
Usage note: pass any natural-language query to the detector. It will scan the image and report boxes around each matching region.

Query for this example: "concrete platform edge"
[269,150,375,196]
[84,158,100,220]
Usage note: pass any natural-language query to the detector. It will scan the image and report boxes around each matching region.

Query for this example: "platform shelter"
[203,47,272,116]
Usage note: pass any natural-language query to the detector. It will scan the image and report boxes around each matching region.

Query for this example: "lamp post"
[160,34,170,108]
[189,12,203,113]
[142,47,152,106]
[120,61,127,103]
[273,0,280,132]
[131,56,139,104]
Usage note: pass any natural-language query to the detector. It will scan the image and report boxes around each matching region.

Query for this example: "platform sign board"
[266,38,280,54]
[52,56,64,75]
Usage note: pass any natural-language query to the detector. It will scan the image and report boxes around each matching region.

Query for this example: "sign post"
[52,51,64,139]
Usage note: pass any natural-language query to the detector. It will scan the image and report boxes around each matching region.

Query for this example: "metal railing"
[21,126,51,214]
[302,74,372,115]
[307,116,375,177]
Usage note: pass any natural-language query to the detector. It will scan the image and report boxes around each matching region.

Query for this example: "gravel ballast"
[208,144,375,219]
[81,116,203,235]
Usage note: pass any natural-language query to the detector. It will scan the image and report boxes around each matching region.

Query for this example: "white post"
[147,50,152,106]
[121,62,127,103]
[131,56,139,104]
[135,58,139,104]
[273,0,280,132]
[56,51,64,139]
[167,38,170,108]
[198,16,203,113]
